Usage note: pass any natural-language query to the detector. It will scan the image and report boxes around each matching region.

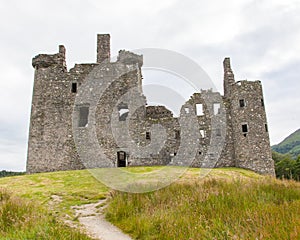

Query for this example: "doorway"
[117,151,127,167]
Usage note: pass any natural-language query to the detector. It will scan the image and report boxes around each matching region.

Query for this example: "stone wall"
[27,46,84,173]
[27,34,275,175]
[230,80,275,175]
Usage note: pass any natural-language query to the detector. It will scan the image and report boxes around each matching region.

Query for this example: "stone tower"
[27,34,275,175]
[26,45,83,173]
[223,58,275,175]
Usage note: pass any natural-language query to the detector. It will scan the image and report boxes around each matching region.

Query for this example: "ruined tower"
[223,58,275,175]
[27,34,275,175]
[27,45,83,173]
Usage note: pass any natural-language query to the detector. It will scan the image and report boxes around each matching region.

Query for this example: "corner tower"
[27,46,83,173]
[224,58,275,175]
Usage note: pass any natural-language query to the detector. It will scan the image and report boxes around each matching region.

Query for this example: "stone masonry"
[26,34,275,175]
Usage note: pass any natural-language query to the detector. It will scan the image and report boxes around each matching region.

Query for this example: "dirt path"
[72,199,133,240]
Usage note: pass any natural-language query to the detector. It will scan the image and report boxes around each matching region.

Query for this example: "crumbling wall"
[27,34,275,176]
[128,106,180,166]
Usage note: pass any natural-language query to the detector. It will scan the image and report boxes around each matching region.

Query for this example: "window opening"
[239,99,245,107]
[196,104,204,116]
[71,83,77,93]
[78,106,89,127]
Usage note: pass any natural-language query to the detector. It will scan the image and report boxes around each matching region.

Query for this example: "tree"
[272,151,299,180]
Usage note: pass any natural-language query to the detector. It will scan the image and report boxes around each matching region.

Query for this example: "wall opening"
[117,151,127,167]
[261,99,264,107]
[78,106,89,127]
[216,128,221,136]
[118,103,129,121]
[71,83,77,93]
[239,99,245,107]
[200,130,205,138]
[184,107,190,114]
[242,124,248,133]
[213,103,221,115]
[146,132,151,140]
[265,124,268,132]
[175,130,180,139]
[196,104,203,116]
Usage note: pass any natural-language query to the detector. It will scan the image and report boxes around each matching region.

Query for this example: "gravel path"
[72,199,133,240]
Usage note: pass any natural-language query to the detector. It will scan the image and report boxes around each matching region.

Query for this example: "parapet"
[32,45,66,70]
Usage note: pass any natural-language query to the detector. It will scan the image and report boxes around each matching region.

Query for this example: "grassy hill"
[0,168,300,239]
[272,128,300,158]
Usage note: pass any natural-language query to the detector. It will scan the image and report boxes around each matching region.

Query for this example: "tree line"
[272,151,300,181]
[0,170,25,178]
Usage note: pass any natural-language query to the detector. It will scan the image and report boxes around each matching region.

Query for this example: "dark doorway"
[117,151,127,167]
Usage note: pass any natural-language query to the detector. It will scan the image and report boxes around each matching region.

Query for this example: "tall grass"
[106,178,300,240]
[0,189,91,240]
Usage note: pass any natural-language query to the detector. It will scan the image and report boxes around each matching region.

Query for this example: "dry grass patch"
[106,176,300,240]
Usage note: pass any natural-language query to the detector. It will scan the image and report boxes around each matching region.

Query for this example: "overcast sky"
[0,0,299,171]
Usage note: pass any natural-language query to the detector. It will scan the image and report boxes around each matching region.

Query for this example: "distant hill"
[272,128,300,158]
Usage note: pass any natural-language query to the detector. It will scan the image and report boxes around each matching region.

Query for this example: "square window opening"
[146,132,151,140]
[118,103,129,121]
[242,124,248,133]
[72,83,77,93]
[239,99,245,107]
[200,130,205,138]
[175,130,180,139]
[196,104,204,116]
[78,106,89,127]
[213,103,221,115]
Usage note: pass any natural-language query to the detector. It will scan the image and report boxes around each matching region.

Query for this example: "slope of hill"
[272,128,300,158]
[0,168,299,240]
[0,170,107,239]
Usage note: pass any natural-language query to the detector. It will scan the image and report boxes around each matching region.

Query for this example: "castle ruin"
[27,34,275,175]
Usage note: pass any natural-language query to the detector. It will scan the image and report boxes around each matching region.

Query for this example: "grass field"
[105,169,300,240]
[0,167,299,239]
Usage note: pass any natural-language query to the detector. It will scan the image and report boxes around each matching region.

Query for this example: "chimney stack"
[97,34,110,63]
